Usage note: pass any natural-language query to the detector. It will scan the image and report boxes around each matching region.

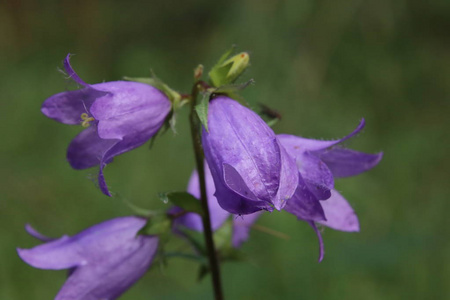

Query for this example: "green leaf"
[195,92,210,132]
[159,191,204,216]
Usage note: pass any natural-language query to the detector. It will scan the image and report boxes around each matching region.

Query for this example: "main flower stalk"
[189,82,224,300]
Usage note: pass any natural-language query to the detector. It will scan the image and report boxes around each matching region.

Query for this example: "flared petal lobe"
[202,96,297,214]
[314,148,383,178]
[41,88,107,125]
[277,119,366,153]
[283,175,326,222]
[317,190,359,232]
[18,217,159,300]
[66,125,118,170]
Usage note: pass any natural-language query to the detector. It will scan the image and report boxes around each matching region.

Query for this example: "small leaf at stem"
[195,92,210,132]
[160,191,204,216]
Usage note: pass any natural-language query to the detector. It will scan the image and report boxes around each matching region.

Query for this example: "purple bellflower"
[17,217,158,300]
[41,54,171,196]
[172,164,262,248]
[278,119,383,261]
[202,96,298,215]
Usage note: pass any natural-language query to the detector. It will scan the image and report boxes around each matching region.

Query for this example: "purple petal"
[90,81,171,140]
[317,190,360,232]
[232,212,262,248]
[278,118,365,153]
[41,88,107,125]
[222,163,258,202]
[283,175,326,222]
[19,217,158,300]
[174,166,230,232]
[17,235,82,270]
[298,152,334,200]
[202,96,286,213]
[25,224,55,242]
[308,221,325,262]
[315,148,383,178]
[63,54,90,87]
[98,160,111,196]
[96,127,173,196]
[55,235,158,300]
[18,217,148,271]
[67,125,119,170]
[273,140,299,209]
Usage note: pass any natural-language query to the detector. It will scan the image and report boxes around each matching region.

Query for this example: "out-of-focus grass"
[1,0,449,299]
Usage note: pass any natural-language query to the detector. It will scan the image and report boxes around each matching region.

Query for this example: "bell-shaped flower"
[172,164,262,248]
[201,96,298,215]
[17,217,158,300]
[41,54,172,196]
[278,119,383,261]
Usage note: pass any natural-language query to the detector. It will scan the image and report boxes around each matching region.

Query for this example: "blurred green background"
[1,0,449,299]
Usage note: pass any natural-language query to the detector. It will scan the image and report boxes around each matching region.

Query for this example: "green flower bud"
[208,49,250,87]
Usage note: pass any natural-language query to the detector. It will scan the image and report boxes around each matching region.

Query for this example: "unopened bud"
[208,49,250,87]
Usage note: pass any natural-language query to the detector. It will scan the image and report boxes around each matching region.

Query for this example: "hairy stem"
[189,82,224,300]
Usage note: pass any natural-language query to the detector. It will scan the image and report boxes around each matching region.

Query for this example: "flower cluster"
[18,52,382,299]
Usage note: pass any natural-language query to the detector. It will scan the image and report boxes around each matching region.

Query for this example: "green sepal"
[195,92,210,132]
[159,191,204,216]
[266,118,279,127]
[138,214,171,238]
[124,200,158,218]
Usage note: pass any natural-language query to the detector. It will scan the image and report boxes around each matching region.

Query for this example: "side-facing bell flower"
[201,96,298,215]
[278,119,383,261]
[41,54,172,196]
[172,164,262,248]
[17,217,158,300]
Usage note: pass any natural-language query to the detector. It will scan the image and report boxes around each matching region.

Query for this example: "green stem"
[189,82,224,300]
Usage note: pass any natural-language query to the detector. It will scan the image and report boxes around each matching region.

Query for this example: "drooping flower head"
[278,119,383,261]
[41,54,172,196]
[172,164,262,248]
[17,217,158,300]
[201,96,298,215]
